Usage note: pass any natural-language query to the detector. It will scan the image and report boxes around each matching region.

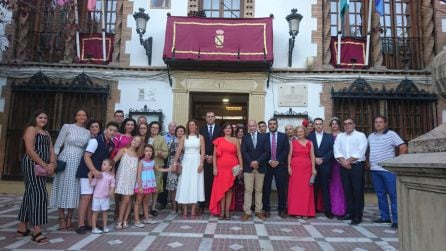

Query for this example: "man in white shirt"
[333,118,368,225]
[368,116,407,229]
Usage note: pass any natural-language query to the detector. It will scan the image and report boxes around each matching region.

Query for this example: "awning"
[163,16,273,71]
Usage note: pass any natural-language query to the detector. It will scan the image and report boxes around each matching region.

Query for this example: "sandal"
[31,232,48,245]
[16,229,31,239]
[190,213,196,220]
[122,221,129,229]
[115,222,123,230]
[57,217,67,231]
[182,212,188,219]
[225,212,231,221]
[66,215,73,231]
[218,210,225,220]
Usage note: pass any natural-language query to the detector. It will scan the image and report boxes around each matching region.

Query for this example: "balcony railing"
[381,37,424,70]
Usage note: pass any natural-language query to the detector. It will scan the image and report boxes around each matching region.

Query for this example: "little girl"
[134,144,170,227]
[88,158,115,234]
[113,136,143,229]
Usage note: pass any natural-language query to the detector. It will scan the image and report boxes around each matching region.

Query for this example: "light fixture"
[222,98,229,103]
[226,106,242,111]
[286,9,303,67]
[133,8,153,65]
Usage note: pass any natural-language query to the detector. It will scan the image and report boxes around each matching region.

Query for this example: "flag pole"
[337,0,342,65]
[74,0,80,60]
[365,0,373,67]
[101,0,107,63]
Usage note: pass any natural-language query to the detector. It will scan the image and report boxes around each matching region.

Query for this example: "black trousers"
[314,164,332,213]
[340,161,365,221]
[263,165,288,212]
[199,162,214,208]
[157,169,169,206]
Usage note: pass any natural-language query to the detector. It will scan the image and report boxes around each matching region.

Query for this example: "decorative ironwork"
[332,77,437,101]
[129,106,164,132]
[274,108,308,117]
[12,72,109,94]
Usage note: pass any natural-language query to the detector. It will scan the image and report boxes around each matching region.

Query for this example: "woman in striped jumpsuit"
[16,110,56,245]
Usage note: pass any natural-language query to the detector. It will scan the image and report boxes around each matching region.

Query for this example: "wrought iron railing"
[381,36,424,70]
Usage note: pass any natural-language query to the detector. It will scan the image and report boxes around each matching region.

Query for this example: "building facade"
[0,0,445,179]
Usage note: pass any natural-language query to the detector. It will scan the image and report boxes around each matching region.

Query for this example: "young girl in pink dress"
[133,144,171,227]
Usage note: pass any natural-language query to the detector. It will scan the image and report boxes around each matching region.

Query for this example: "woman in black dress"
[16,110,56,245]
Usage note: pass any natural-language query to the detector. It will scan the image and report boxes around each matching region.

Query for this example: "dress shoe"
[150,210,158,216]
[279,211,288,219]
[325,212,334,219]
[374,218,391,224]
[157,203,167,210]
[350,219,361,225]
[391,223,398,229]
[337,214,352,220]
[255,212,266,220]
[241,214,251,221]
[264,211,271,218]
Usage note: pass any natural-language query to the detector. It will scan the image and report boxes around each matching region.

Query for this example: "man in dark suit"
[198,111,220,213]
[307,118,334,218]
[263,118,290,218]
[241,120,270,221]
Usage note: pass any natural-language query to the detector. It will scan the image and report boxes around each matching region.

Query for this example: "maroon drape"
[79,33,114,64]
[163,16,273,63]
[330,37,368,68]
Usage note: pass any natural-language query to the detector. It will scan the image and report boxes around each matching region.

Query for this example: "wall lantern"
[133,8,153,65]
[286,9,303,67]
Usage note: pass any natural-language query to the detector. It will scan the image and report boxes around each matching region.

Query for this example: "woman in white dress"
[173,120,205,219]
[49,109,90,231]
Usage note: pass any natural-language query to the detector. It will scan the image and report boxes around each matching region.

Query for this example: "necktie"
[209,126,213,140]
[251,132,257,147]
[271,133,277,160]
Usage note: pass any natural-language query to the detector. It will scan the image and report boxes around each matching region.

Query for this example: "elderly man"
[158,121,177,209]
[334,118,368,225]
[368,116,407,229]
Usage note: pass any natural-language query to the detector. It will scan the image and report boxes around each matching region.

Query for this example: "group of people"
[15,108,406,245]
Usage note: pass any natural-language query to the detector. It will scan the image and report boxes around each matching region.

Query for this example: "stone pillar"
[172,90,189,127]
[111,0,124,64]
[371,5,384,69]
[249,93,265,123]
[322,0,332,68]
[15,3,31,63]
[381,124,446,251]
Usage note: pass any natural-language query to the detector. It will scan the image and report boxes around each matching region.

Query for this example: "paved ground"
[0,193,398,251]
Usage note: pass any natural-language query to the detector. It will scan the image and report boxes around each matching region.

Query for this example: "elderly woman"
[49,109,90,231]
[17,110,56,245]
[147,121,168,216]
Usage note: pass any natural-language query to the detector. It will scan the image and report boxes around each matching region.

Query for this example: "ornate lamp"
[286,9,303,67]
[133,8,153,65]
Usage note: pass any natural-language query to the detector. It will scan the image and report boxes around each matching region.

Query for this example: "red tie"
[271,133,277,160]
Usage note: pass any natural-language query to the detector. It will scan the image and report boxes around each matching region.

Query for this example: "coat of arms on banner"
[215,30,224,48]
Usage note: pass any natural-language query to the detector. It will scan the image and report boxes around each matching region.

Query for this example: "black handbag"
[56,160,67,173]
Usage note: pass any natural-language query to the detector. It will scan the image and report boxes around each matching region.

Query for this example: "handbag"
[34,164,49,177]
[56,160,67,173]
[232,164,241,177]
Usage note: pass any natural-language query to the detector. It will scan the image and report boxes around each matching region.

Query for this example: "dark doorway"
[190,92,249,128]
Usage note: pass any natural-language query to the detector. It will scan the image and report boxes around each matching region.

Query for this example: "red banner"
[163,16,273,63]
[79,33,114,64]
[330,37,368,68]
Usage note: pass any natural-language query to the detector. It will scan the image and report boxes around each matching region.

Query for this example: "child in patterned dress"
[113,136,143,229]
[88,158,115,234]
[134,144,171,227]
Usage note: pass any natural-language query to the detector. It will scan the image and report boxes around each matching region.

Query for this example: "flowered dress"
[166,139,183,191]
[134,158,157,194]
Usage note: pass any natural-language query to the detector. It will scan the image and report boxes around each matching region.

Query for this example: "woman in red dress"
[209,123,243,220]
[288,126,317,218]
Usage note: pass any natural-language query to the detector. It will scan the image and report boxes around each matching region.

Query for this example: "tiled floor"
[0,194,398,250]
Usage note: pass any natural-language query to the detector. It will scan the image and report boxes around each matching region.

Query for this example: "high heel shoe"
[218,210,225,220]
[224,211,231,221]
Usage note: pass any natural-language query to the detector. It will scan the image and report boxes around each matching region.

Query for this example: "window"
[201,0,242,18]
[83,0,117,33]
[330,0,364,37]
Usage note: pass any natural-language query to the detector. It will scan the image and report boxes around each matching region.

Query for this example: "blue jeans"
[371,170,398,223]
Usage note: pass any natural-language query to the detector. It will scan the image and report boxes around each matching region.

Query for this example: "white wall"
[127,0,189,66]
[264,80,325,131]
[115,79,173,131]
[255,0,318,69]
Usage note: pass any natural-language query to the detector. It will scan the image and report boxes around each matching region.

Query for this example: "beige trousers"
[243,169,264,215]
